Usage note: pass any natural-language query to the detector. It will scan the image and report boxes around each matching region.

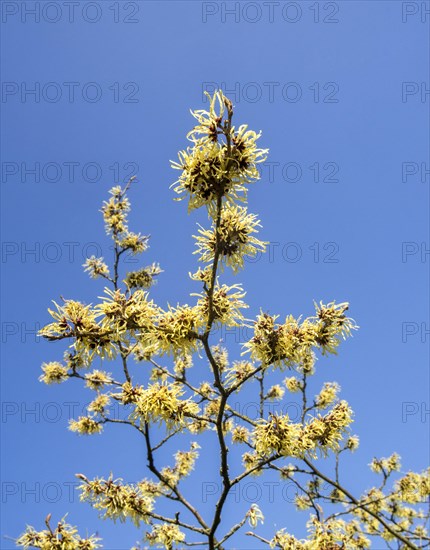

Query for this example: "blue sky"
[1,1,429,548]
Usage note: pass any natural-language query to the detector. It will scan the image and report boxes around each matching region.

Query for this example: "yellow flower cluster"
[39,361,69,384]
[189,266,212,285]
[370,453,401,475]
[231,425,250,444]
[130,383,200,430]
[45,285,249,363]
[265,384,285,401]
[244,312,316,370]
[96,288,159,340]
[173,353,193,377]
[302,401,354,456]
[346,435,360,451]
[124,263,162,290]
[395,469,430,504]
[198,381,213,397]
[284,376,303,393]
[307,516,371,549]
[211,344,229,372]
[39,299,114,361]
[154,305,203,357]
[194,203,266,272]
[145,523,185,548]
[83,256,110,280]
[204,397,221,419]
[253,414,303,458]
[84,370,113,390]
[346,468,430,541]
[247,503,265,528]
[225,360,255,388]
[269,517,371,549]
[160,442,200,486]
[295,495,312,510]
[16,516,101,549]
[87,394,111,415]
[173,442,200,477]
[244,302,357,370]
[171,90,268,213]
[101,184,148,254]
[78,475,156,527]
[312,301,357,355]
[195,284,247,327]
[314,382,340,410]
[69,417,103,436]
[270,529,305,549]
[253,402,353,458]
[111,381,145,405]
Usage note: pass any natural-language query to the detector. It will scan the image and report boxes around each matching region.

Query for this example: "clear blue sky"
[1,1,429,548]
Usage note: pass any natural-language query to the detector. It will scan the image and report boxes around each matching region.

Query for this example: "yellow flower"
[153,304,203,357]
[315,382,340,409]
[195,283,248,328]
[194,283,247,328]
[253,414,303,458]
[346,435,360,451]
[243,312,316,370]
[118,231,148,254]
[78,474,155,527]
[130,383,200,430]
[231,425,249,444]
[266,384,285,400]
[124,263,162,290]
[87,394,111,415]
[39,361,69,384]
[244,303,357,369]
[101,187,130,236]
[247,503,264,527]
[16,516,101,549]
[69,416,103,435]
[225,360,255,387]
[295,495,312,510]
[312,301,358,356]
[171,90,268,214]
[194,203,266,272]
[284,376,303,393]
[83,256,110,279]
[84,370,113,390]
[111,381,145,405]
[303,401,354,456]
[242,452,263,475]
[146,523,185,548]
[395,469,430,504]
[40,299,115,361]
